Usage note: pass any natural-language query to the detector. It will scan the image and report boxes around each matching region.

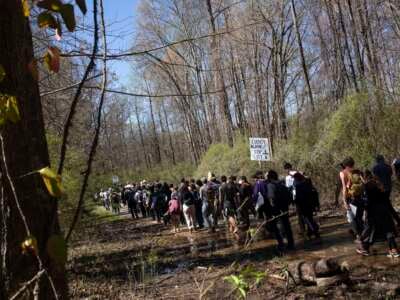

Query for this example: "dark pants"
[194,200,204,228]
[299,208,320,238]
[151,207,162,222]
[277,212,295,248]
[384,191,400,226]
[259,205,285,248]
[202,201,216,229]
[128,203,138,219]
[138,202,147,218]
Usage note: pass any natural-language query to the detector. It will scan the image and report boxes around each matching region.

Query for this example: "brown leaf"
[28,59,39,81]
[44,46,61,73]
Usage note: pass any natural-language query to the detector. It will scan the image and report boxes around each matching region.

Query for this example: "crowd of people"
[95,156,400,257]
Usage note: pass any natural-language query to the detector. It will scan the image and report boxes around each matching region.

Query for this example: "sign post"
[249,138,271,163]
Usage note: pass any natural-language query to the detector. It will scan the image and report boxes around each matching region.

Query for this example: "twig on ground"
[244,211,289,249]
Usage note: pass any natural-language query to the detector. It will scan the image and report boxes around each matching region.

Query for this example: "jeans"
[202,201,215,229]
[195,200,204,228]
[346,203,364,237]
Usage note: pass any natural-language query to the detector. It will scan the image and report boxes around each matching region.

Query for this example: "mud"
[68,206,400,299]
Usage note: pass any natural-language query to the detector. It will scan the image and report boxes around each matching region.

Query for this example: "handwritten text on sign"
[249,138,271,161]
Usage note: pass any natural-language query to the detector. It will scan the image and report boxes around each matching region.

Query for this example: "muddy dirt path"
[68,206,400,299]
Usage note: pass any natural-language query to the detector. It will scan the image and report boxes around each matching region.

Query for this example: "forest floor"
[68,200,400,300]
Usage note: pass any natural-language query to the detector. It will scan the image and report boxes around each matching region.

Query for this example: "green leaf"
[0,94,20,125]
[38,167,63,197]
[38,12,58,29]
[22,0,30,17]
[60,4,76,32]
[0,65,5,83]
[238,287,247,298]
[232,275,240,285]
[75,0,87,15]
[5,96,20,123]
[37,0,63,12]
[46,235,67,266]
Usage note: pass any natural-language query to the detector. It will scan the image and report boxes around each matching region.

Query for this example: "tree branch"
[57,0,100,175]
[66,0,108,242]
[40,73,103,97]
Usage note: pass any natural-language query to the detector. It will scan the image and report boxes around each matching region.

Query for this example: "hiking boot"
[356,248,369,256]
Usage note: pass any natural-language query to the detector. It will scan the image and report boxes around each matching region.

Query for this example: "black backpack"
[307,179,320,211]
[273,182,292,211]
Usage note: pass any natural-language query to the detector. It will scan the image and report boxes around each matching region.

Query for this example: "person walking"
[127,186,138,219]
[221,176,240,238]
[200,178,214,232]
[373,155,400,227]
[252,171,285,252]
[181,185,196,233]
[168,188,181,233]
[135,187,147,218]
[266,170,295,250]
[193,180,204,229]
[284,163,305,235]
[340,157,364,239]
[293,172,320,240]
[358,170,399,257]
[238,176,253,231]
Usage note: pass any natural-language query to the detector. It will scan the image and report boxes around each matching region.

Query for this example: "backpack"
[273,182,292,211]
[135,191,143,203]
[347,172,364,199]
[206,184,216,202]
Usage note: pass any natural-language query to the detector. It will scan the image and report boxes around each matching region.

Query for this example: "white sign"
[249,138,271,161]
[112,175,119,184]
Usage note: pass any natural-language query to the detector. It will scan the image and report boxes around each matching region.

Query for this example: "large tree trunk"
[206,0,234,147]
[0,0,67,299]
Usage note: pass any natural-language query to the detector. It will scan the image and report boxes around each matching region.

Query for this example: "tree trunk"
[147,96,162,165]
[290,0,315,112]
[161,101,176,165]
[0,0,67,298]
[134,100,150,169]
[206,0,234,147]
